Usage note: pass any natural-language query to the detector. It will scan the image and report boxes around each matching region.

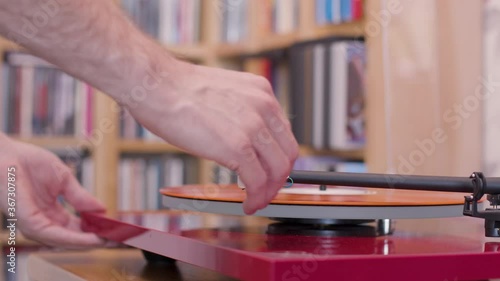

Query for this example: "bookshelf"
[0,0,484,245]
[11,136,92,152]
[119,140,185,154]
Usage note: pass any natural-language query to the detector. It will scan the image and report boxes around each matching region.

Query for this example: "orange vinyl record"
[160,184,475,220]
[161,183,467,206]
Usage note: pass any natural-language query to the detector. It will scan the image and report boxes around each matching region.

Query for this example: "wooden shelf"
[11,136,92,152]
[214,21,365,58]
[299,145,365,161]
[215,43,253,58]
[119,139,185,154]
[305,20,365,41]
[119,141,362,160]
[0,37,24,52]
[257,32,299,53]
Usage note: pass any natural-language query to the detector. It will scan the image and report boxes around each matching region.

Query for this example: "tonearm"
[288,170,500,237]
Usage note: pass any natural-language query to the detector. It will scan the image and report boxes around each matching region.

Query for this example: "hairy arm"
[0,0,299,215]
[0,0,174,104]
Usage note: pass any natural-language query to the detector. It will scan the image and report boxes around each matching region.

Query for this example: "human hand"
[124,61,299,215]
[0,135,106,249]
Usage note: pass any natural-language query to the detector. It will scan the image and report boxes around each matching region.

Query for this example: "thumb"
[61,173,106,212]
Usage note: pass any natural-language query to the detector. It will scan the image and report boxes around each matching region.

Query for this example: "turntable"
[81,171,500,281]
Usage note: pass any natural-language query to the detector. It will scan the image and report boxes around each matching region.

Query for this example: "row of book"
[120,0,363,46]
[117,154,199,211]
[316,0,364,25]
[251,0,300,37]
[212,164,239,184]
[293,155,366,173]
[219,0,249,43]
[1,52,94,137]
[116,155,364,212]
[254,58,291,117]
[1,51,165,141]
[289,39,366,150]
[253,39,366,150]
[121,0,201,45]
[210,155,366,186]
[267,0,300,35]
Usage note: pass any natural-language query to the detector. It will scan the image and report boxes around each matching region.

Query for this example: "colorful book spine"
[2,52,94,138]
[316,0,362,25]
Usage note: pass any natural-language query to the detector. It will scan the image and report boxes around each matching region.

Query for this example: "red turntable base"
[81,210,500,281]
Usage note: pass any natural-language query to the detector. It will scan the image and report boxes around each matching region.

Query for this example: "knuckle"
[245,118,266,136]
[255,127,273,145]
[267,114,286,134]
[253,75,272,92]
[230,135,251,151]
[239,140,253,154]
[225,160,240,172]
[229,135,256,162]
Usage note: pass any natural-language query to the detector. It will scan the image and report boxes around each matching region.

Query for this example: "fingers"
[251,126,290,203]
[259,98,299,162]
[60,170,106,213]
[234,117,297,214]
[19,211,105,250]
[38,202,82,231]
[228,140,268,215]
[229,78,298,214]
[263,111,299,201]
[251,78,299,165]
[26,225,106,250]
[264,111,298,159]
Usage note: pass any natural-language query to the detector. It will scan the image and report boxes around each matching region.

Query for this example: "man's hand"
[0,135,106,249]
[126,62,299,215]
[0,0,299,215]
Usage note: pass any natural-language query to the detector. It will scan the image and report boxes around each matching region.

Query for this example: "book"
[117,154,199,211]
[2,52,93,137]
[122,0,201,45]
[287,38,365,150]
[312,44,326,149]
[316,0,360,25]
[329,40,366,150]
[293,155,365,173]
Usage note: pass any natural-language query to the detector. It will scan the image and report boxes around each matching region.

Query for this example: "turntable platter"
[161,184,472,220]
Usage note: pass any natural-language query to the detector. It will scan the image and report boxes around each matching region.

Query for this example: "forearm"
[0,0,178,105]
